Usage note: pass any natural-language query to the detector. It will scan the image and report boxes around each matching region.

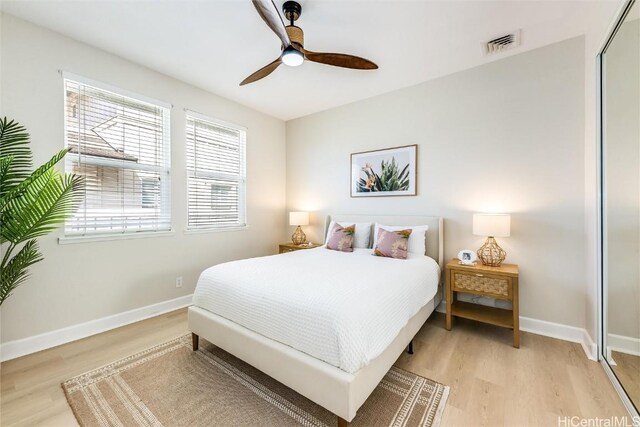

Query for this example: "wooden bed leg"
[337,416,348,427]
[192,333,199,351]
[407,340,414,355]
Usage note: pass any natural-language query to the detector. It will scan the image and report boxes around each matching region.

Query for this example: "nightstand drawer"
[452,271,512,299]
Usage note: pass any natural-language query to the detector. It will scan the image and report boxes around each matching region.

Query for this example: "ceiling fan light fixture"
[281,46,304,67]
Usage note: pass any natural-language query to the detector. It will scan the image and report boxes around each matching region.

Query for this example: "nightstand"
[445,258,520,347]
[278,243,322,254]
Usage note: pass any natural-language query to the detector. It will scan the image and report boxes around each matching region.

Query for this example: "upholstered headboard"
[325,214,444,271]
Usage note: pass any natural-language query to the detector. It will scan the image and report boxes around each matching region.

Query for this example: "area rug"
[62,335,449,427]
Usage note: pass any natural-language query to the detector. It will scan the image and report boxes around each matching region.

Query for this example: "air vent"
[483,30,521,55]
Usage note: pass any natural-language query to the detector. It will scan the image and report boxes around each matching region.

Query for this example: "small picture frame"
[458,249,477,265]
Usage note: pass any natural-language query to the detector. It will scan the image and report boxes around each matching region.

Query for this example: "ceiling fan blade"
[251,0,291,48]
[301,48,378,70]
[240,58,282,86]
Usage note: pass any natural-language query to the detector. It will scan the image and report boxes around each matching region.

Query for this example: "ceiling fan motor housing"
[283,1,302,22]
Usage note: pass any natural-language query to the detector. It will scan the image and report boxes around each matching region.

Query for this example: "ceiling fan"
[240,0,378,86]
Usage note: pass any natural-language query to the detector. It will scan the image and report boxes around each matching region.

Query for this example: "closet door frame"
[597,0,639,417]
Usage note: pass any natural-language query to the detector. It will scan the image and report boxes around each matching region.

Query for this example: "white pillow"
[373,224,429,255]
[325,221,372,249]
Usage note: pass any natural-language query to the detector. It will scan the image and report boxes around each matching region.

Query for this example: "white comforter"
[192,248,440,373]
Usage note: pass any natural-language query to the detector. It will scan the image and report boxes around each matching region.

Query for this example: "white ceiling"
[1,0,620,121]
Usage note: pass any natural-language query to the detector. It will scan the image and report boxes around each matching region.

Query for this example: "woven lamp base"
[291,226,306,245]
[477,236,506,267]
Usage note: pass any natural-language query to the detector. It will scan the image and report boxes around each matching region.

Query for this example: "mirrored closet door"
[601,0,640,415]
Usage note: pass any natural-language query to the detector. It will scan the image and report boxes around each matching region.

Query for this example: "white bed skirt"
[188,297,435,422]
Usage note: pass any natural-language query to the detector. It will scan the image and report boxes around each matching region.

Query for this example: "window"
[63,74,171,237]
[141,178,160,209]
[186,112,246,230]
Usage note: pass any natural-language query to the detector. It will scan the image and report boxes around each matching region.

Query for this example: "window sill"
[184,225,249,235]
[58,230,175,245]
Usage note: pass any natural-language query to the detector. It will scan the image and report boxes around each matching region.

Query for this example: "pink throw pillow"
[326,223,355,252]
[373,228,412,259]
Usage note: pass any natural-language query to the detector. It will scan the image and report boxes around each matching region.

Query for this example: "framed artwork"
[350,144,417,197]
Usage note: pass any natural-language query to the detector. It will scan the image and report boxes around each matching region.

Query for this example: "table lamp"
[473,213,511,266]
[289,211,309,245]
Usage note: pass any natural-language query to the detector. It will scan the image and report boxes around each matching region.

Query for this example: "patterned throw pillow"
[326,223,355,252]
[373,228,413,259]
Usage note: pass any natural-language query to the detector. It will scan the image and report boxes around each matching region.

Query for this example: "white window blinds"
[186,112,246,230]
[63,75,171,236]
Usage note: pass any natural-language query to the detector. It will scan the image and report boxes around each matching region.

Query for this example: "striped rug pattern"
[63,335,449,427]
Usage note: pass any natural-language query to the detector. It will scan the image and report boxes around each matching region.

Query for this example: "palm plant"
[357,157,410,192]
[0,117,83,305]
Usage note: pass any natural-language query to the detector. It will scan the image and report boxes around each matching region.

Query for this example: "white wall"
[286,37,588,328]
[0,14,286,343]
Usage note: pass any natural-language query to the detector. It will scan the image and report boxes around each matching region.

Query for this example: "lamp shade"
[289,211,309,226]
[473,214,511,237]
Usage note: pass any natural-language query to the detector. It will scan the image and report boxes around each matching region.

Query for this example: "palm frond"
[0,156,14,191]
[0,148,70,212]
[0,239,42,305]
[0,118,32,196]
[1,170,83,244]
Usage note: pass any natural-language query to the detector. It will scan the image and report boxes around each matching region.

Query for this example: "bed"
[188,214,444,426]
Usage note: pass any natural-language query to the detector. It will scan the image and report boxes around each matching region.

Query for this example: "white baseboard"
[435,301,598,360]
[520,317,598,361]
[607,333,640,357]
[581,329,598,361]
[3,297,605,363]
[0,294,193,362]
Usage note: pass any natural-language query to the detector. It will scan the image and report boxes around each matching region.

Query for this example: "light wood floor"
[0,309,628,426]
[611,351,640,409]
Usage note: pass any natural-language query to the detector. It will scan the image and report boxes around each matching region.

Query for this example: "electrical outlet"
[176,277,183,288]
